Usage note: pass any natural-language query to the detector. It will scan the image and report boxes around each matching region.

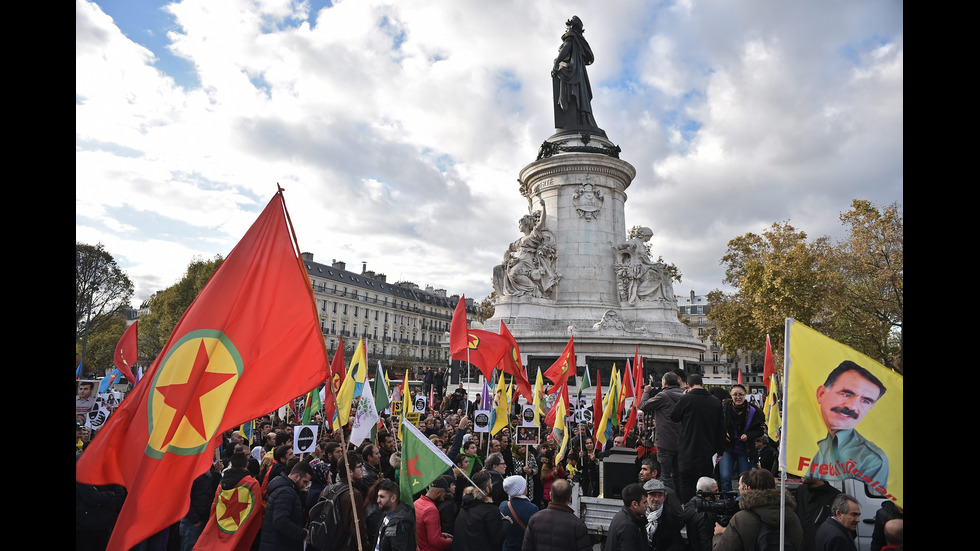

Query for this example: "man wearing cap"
[638,458,683,518]
[643,478,685,551]
[436,475,458,535]
[415,476,453,551]
[500,475,538,551]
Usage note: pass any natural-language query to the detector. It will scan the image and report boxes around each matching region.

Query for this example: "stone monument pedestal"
[486,131,703,378]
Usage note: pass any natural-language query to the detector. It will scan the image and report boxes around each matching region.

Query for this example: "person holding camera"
[682,476,724,551]
[712,468,803,551]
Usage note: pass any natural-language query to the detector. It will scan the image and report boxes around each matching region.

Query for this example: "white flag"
[350,384,380,446]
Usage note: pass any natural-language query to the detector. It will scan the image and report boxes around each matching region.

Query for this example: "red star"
[155,339,235,448]
[406,455,423,477]
[218,489,250,526]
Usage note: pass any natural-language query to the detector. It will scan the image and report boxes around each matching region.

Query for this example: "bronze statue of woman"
[552,16,599,131]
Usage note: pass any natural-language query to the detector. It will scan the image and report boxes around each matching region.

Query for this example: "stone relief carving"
[591,310,647,333]
[614,226,676,306]
[492,200,562,299]
[572,183,603,221]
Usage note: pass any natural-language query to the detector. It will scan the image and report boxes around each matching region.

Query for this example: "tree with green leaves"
[707,222,835,373]
[824,200,903,372]
[478,291,496,322]
[708,201,903,375]
[76,243,134,342]
[75,316,128,377]
[138,256,223,360]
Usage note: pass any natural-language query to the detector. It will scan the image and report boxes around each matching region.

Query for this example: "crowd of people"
[76,367,902,551]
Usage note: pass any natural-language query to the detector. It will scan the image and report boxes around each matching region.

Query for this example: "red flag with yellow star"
[449,296,509,381]
[193,474,264,550]
[75,190,328,551]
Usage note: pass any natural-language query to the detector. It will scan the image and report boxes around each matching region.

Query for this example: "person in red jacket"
[415,476,454,551]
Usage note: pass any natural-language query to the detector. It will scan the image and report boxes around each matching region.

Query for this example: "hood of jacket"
[738,488,797,525]
[220,468,251,490]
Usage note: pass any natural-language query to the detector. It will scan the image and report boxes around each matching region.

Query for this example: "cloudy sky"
[76,0,903,309]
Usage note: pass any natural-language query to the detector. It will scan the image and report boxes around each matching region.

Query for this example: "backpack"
[307,482,350,550]
[749,511,797,551]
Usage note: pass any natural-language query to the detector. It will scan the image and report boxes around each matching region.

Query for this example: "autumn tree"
[76,243,134,342]
[824,200,903,372]
[708,201,903,376]
[75,315,128,377]
[707,222,835,368]
[478,291,497,322]
[138,256,223,360]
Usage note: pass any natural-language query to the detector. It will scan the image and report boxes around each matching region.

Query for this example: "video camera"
[694,490,741,526]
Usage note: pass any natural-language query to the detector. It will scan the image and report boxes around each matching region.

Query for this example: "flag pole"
[336,402,365,551]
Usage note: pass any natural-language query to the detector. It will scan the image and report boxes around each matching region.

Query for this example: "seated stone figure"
[492,201,561,299]
[614,227,674,305]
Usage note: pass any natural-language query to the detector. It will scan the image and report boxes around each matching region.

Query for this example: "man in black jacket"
[795,477,842,551]
[669,374,727,503]
[643,478,685,551]
[521,479,590,551]
[179,470,217,551]
[814,494,861,551]
[606,483,647,551]
[259,461,312,551]
[375,479,416,551]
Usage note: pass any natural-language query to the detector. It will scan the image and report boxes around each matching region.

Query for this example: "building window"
[375,310,379,321]
[699,352,704,361]
[698,328,704,336]
[331,321,336,333]
[374,327,378,338]
[343,304,348,315]
[332,302,337,313]
[698,317,703,325]
[713,353,719,362]
[354,306,359,317]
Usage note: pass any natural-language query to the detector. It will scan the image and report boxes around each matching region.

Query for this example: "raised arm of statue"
[535,200,547,230]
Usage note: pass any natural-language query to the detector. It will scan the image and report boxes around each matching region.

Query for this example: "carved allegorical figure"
[614,227,675,306]
[493,200,562,299]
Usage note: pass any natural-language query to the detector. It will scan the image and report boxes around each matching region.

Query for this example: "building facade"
[676,291,765,395]
[303,253,475,379]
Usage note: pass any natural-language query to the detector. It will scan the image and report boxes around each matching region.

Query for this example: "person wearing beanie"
[499,475,538,551]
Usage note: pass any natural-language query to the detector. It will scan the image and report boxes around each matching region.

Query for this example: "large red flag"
[449,296,508,381]
[193,473,264,550]
[75,191,328,551]
[323,340,345,428]
[623,356,645,439]
[617,360,632,422]
[498,321,534,401]
[113,320,139,385]
[544,336,575,392]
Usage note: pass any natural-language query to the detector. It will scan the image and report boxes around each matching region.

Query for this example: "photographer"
[712,469,803,551]
[682,477,731,551]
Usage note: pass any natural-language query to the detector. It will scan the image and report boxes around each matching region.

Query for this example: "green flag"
[374,361,390,414]
[302,387,323,425]
[399,417,454,507]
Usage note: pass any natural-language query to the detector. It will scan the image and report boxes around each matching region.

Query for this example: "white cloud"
[77,0,902,306]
